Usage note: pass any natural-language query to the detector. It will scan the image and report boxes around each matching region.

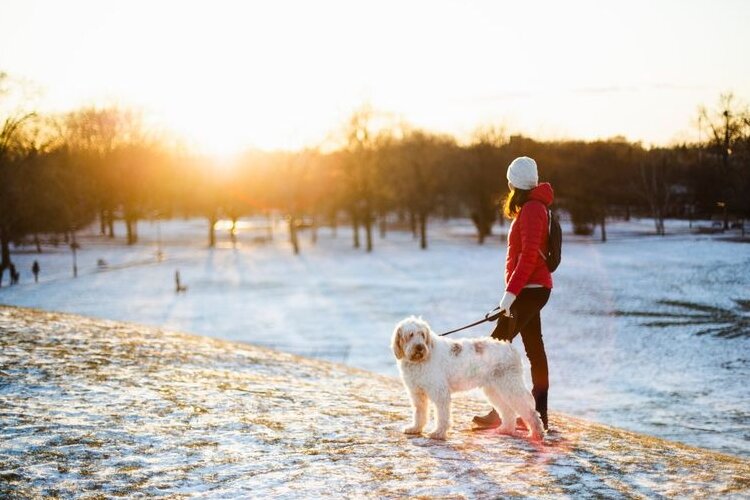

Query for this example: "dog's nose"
[415,344,425,352]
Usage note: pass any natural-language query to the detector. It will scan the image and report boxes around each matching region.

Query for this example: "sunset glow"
[1,0,748,155]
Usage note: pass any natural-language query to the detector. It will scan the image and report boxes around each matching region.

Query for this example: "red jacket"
[505,182,554,296]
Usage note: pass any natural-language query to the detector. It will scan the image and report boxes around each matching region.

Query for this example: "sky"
[0,0,748,155]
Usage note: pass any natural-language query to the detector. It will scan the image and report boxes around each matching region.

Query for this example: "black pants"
[491,287,551,424]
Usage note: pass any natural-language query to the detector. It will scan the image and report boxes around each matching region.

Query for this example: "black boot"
[533,388,549,431]
[472,408,500,428]
[473,409,529,430]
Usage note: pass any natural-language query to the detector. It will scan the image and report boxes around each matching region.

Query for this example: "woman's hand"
[498,291,517,317]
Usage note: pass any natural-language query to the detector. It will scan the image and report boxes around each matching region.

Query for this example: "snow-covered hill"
[0,307,747,498]
[1,217,748,458]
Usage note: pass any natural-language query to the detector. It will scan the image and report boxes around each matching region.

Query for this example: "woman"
[473,156,554,431]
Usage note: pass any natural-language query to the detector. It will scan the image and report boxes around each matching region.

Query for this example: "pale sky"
[0,0,748,155]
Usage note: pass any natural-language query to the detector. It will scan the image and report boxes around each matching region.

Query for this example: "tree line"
[1,71,749,284]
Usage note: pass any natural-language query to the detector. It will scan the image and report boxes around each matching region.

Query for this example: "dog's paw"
[497,424,516,436]
[528,430,545,443]
[402,425,423,435]
[427,429,447,440]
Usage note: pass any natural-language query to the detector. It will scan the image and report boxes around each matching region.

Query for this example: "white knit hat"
[506,156,538,190]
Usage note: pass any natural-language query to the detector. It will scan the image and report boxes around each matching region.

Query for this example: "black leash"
[438,307,514,337]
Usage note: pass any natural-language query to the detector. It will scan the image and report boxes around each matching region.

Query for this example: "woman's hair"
[502,187,530,219]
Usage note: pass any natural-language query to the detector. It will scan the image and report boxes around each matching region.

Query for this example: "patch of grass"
[724,473,750,493]
[184,439,219,449]
[613,299,750,338]
[250,417,285,432]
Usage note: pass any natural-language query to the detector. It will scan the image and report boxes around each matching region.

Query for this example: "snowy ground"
[1,307,748,498]
[1,215,749,458]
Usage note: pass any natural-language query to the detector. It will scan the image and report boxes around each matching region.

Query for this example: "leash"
[438,307,515,337]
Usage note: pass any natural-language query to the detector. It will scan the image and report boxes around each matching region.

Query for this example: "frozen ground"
[1,307,748,498]
[1,215,749,458]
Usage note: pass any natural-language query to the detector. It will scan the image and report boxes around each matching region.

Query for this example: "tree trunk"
[125,218,138,245]
[289,215,299,255]
[600,214,607,242]
[230,217,238,247]
[419,211,428,250]
[34,234,42,253]
[364,207,373,252]
[99,209,107,235]
[652,207,665,236]
[107,211,115,238]
[125,219,132,244]
[71,230,78,278]
[351,208,360,249]
[409,210,417,239]
[311,213,318,245]
[481,212,493,244]
[208,215,216,247]
[330,210,337,238]
[0,226,10,287]
[473,212,485,245]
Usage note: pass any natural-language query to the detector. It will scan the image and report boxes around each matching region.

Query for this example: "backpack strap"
[537,208,552,261]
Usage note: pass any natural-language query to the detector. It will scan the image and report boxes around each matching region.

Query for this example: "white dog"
[392,315,544,441]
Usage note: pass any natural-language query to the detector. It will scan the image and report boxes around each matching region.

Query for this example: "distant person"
[473,156,554,432]
[32,260,40,283]
[175,270,188,293]
[9,263,19,285]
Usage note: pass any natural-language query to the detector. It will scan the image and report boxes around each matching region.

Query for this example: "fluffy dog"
[392,315,544,441]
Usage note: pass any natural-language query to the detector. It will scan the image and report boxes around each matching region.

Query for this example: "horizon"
[1,0,749,156]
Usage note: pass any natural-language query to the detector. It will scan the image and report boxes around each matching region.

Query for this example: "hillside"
[0,306,747,498]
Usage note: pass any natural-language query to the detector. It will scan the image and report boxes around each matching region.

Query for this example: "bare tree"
[699,93,750,229]
[393,130,453,249]
[63,106,123,237]
[281,149,318,255]
[465,126,506,244]
[0,72,37,284]
[638,150,673,236]
[341,105,387,252]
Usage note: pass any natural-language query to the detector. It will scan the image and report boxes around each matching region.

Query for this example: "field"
[1,215,748,457]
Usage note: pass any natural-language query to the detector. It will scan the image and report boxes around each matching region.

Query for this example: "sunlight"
[2,0,746,151]
[213,219,258,231]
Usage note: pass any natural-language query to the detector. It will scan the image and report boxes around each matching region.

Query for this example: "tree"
[638,149,676,236]
[560,139,635,241]
[340,105,387,252]
[391,130,453,249]
[63,106,122,237]
[699,93,750,229]
[463,126,506,244]
[277,149,319,255]
[0,72,39,284]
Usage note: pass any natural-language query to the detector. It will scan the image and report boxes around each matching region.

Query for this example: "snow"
[1,216,749,458]
[1,307,748,498]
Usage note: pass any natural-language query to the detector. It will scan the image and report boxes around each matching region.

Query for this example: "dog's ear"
[392,326,405,360]
[422,328,433,348]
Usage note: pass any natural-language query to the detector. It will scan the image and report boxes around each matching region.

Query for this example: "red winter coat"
[505,182,554,296]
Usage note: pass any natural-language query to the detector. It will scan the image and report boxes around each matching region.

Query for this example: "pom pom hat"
[506,156,539,190]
